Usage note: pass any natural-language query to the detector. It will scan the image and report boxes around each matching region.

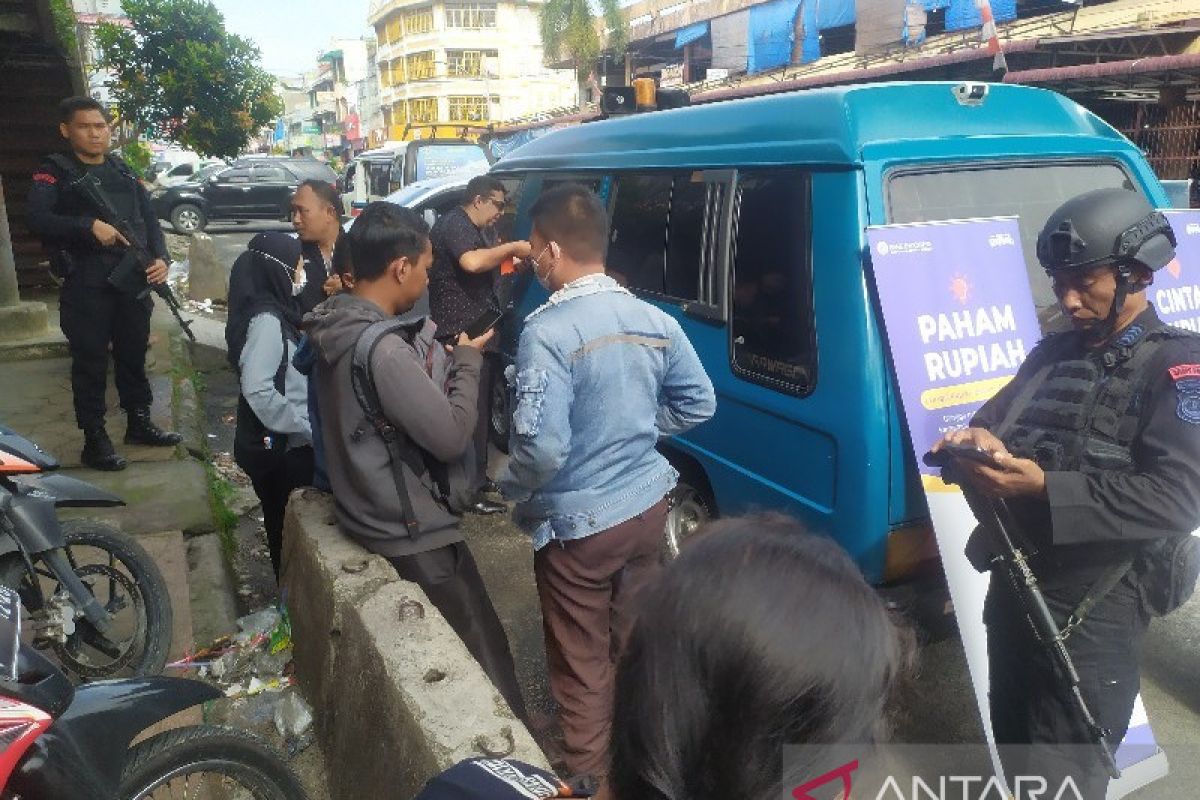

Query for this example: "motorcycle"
[0,583,307,799]
[0,426,172,678]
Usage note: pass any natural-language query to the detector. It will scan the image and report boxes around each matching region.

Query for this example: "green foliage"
[120,140,154,177]
[48,0,79,59]
[539,0,625,79]
[96,0,282,159]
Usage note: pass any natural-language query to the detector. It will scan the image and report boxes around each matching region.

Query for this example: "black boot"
[81,427,128,472]
[124,407,182,447]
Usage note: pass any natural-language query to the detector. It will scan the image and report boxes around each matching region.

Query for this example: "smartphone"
[925,442,1002,468]
[464,309,505,339]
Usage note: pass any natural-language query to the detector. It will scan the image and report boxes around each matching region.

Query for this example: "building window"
[384,17,402,44]
[390,59,405,84]
[447,96,491,122]
[445,2,496,29]
[408,97,438,123]
[446,49,497,78]
[406,51,435,80]
[403,6,434,36]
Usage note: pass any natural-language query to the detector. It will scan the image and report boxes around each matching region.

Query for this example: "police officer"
[935,188,1200,798]
[27,96,181,471]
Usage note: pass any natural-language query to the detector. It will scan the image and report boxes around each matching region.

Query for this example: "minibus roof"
[493,82,1128,172]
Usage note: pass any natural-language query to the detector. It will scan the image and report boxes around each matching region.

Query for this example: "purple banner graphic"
[1155,211,1200,331]
[868,218,1042,476]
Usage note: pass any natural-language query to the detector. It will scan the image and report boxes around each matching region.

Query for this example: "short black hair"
[529,184,608,263]
[59,96,106,124]
[347,202,429,282]
[296,178,340,213]
[463,175,505,206]
[331,237,353,280]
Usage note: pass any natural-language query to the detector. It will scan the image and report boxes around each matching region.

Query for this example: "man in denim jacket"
[499,184,716,783]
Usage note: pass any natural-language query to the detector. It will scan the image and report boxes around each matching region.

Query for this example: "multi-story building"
[71,0,127,104]
[354,40,388,149]
[368,0,576,140]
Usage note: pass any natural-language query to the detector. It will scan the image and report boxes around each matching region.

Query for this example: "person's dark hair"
[347,201,429,282]
[608,514,913,800]
[297,178,340,213]
[529,184,608,263]
[59,96,106,124]
[463,175,505,206]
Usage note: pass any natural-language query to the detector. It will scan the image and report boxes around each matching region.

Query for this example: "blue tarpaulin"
[747,0,801,74]
[945,0,1015,32]
[675,21,709,48]
[814,0,854,30]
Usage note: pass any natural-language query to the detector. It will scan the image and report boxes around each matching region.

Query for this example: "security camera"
[952,82,989,107]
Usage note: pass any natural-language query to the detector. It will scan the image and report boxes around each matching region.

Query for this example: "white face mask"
[531,245,554,291]
[291,276,306,296]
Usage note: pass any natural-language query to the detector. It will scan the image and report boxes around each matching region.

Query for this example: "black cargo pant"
[59,278,153,431]
[388,540,528,723]
[986,573,1149,800]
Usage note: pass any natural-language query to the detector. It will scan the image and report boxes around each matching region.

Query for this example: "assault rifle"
[923,443,1121,782]
[68,171,195,342]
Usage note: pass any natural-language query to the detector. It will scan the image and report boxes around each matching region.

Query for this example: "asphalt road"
[164,221,293,277]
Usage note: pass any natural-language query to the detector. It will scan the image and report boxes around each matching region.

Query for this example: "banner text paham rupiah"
[917,305,1028,382]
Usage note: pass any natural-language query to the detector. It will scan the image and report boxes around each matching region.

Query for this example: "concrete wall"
[280,490,548,800]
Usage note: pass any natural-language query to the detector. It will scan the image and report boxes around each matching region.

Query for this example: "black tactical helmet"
[1036,188,1176,276]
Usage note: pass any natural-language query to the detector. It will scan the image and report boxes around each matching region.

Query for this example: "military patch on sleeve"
[1169,365,1200,424]
[31,172,56,185]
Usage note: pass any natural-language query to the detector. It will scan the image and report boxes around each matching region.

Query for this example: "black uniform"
[297,232,344,314]
[27,153,168,433]
[969,306,1200,797]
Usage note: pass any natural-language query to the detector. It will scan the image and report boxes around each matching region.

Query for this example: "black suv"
[151,159,335,234]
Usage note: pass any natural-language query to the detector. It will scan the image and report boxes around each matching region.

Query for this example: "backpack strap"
[44,153,81,181]
[350,319,426,537]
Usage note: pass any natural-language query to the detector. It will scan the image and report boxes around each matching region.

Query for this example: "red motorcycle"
[0,581,307,799]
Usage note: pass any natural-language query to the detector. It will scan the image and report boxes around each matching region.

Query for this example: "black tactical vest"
[996,323,1189,475]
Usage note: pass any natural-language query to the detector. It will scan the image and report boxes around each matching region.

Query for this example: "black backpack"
[349,318,476,536]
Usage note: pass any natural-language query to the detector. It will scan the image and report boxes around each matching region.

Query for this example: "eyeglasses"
[485,196,506,211]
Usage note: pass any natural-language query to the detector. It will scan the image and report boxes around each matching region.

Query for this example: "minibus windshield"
[888,161,1135,332]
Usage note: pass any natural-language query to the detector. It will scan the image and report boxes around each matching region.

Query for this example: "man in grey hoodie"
[304,201,527,721]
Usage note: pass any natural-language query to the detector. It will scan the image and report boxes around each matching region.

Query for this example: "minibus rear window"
[887,161,1134,330]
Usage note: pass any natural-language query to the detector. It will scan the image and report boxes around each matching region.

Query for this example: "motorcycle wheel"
[119,726,308,800]
[0,519,173,678]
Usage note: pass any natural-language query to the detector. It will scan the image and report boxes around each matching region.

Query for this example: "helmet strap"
[1094,266,1133,345]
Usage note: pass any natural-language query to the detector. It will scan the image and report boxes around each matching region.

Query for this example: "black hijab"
[225,232,304,369]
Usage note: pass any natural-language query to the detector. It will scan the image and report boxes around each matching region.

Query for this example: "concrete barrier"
[186,232,227,303]
[281,490,548,800]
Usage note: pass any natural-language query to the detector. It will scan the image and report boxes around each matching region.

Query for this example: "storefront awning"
[675,21,709,49]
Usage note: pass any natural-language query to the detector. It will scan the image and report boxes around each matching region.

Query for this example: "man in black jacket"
[27,97,180,471]
[936,188,1200,798]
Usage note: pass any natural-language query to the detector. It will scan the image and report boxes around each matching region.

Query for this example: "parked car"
[151,162,303,233]
[340,147,401,216]
[153,159,226,189]
[386,139,490,195]
[232,155,338,185]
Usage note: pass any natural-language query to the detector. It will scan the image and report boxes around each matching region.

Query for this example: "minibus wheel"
[664,481,711,559]
[488,362,510,454]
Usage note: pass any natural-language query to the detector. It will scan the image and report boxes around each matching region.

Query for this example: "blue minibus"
[486,81,1173,588]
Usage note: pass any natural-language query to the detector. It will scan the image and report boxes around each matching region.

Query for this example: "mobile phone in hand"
[925,442,1002,469]
[464,309,505,339]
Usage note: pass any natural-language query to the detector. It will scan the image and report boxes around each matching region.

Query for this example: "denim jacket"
[498,274,716,550]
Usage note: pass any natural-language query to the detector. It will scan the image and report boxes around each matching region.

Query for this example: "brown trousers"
[534,498,668,779]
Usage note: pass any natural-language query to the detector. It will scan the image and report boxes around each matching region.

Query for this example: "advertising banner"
[1155,211,1200,332]
[869,217,1169,798]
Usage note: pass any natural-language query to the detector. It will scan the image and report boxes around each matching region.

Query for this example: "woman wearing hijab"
[225,231,314,579]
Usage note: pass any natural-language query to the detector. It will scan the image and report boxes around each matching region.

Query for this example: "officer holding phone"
[932,188,1200,798]
[428,175,531,514]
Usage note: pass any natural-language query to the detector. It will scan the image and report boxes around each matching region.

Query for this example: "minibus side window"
[665,175,706,300]
[730,170,815,395]
[608,174,670,293]
[495,177,524,242]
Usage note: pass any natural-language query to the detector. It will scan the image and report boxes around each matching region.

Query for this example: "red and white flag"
[976,0,1008,73]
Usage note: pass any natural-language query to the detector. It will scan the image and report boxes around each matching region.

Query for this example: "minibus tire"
[489,363,511,454]
[664,480,712,560]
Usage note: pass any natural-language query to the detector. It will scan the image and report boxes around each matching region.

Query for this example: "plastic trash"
[236,608,282,640]
[273,690,314,740]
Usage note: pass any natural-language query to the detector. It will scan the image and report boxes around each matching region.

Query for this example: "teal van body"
[488,82,1170,584]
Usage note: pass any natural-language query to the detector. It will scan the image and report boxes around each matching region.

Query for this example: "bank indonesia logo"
[876,241,890,257]
[1187,223,1200,236]
[988,233,1015,248]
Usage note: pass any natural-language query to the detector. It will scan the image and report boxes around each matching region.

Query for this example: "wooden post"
[0,178,19,309]
[683,43,692,84]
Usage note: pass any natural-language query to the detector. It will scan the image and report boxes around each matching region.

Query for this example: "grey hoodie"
[304,293,483,557]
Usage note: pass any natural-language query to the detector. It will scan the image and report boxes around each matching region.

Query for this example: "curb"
[281,490,550,800]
